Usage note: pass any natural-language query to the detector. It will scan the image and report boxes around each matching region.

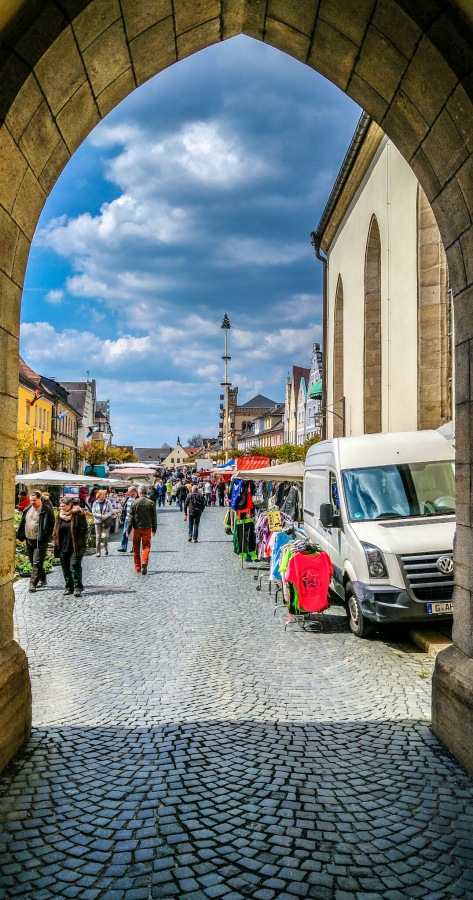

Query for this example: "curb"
[408,627,452,659]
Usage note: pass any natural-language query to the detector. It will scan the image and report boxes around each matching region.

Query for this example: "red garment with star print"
[285,551,333,613]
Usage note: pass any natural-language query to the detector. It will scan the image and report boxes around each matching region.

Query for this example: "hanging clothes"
[280,546,332,614]
[233,515,257,560]
[268,530,293,582]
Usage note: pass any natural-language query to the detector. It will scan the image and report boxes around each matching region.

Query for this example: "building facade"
[313,116,451,440]
[17,359,54,474]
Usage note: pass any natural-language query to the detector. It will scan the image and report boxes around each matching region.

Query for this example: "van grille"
[399,551,454,602]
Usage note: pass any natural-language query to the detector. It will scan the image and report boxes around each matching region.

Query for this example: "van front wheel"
[346,582,374,638]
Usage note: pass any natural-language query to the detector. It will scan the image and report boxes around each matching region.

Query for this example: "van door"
[324,470,345,597]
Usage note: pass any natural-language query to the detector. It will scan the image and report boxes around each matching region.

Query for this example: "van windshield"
[342,461,455,522]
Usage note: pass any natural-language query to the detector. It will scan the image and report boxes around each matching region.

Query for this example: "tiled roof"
[239,394,279,409]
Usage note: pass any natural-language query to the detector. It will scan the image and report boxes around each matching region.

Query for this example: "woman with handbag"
[92,489,113,557]
[52,498,88,597]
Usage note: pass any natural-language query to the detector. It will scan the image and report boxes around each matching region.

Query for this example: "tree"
[106,446,137,464]
[162,442,171,450]
[187,434,203,447]
[15,428,36,471]
[78,440,107,475]
[34,440,71,471]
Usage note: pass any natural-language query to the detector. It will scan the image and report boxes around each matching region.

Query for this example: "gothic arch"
[364,216,382,434]
[333,275,344,438]
[0,0,472,773]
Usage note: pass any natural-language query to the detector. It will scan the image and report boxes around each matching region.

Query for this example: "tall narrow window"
[333,275,344,438]
[364,216,382,433]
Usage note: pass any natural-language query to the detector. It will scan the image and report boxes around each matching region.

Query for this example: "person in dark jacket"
[126,486,157,574]
[184,485,206,543]
[216,478,226,507]
[175,480,188,512]
[52,499,88,597]
[17,491,55,592]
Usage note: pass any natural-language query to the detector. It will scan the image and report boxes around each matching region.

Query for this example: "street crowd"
[16,469,229,599]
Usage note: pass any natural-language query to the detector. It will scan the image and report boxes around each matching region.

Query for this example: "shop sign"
[267,509,283,532]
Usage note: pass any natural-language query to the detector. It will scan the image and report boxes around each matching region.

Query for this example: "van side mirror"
[320,503,334,528]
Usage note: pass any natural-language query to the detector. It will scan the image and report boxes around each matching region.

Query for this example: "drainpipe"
[310,231,327,440]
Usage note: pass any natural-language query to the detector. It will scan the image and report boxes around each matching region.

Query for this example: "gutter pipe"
[310,232,328,440]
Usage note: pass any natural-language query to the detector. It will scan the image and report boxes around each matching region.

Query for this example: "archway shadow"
[1,717,472,898]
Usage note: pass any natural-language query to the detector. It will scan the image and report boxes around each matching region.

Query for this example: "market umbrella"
[237,461,304,483]
[15,470,122,486]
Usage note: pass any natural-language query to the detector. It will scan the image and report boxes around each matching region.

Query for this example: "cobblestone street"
[1,505,473,899]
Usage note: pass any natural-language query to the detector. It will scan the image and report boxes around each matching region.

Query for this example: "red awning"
[236,456,271,471]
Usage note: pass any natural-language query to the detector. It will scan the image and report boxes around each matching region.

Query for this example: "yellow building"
[17,358,53,475]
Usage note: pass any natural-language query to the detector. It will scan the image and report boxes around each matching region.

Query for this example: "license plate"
[427,601,453,614]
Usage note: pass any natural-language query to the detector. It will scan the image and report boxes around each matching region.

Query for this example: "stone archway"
[364,216,382,434]
[1,0,473,774]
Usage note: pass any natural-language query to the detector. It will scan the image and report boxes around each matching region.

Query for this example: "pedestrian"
[116,486,138,552]
[126,485,157,574]
[216,478,226,507]
[17,490,55,592]
[210,486,216,507]
[166,479,173,504]
[92,489,113,557]
[184,485,206,543]
[17,490,30,512]
[175,480,189,512]
[52,498,88,597]
[41,491,54,510]
[204,479,212,506]
[156,480,166,507]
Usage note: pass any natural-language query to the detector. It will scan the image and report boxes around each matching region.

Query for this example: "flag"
[53,412,66,420]
[28,388,43,407]
[86,425,100,438]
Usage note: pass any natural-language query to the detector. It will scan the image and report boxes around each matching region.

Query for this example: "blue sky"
[20,36,360,447]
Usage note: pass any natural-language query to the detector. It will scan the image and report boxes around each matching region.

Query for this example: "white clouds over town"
[21,36,359,445]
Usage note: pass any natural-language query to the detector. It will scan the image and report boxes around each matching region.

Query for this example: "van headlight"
[361,542,388,579]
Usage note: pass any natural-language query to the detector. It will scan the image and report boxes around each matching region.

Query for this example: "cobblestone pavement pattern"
[1,506,473,900]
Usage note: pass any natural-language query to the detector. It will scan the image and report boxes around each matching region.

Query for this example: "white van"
[304,431,455,637]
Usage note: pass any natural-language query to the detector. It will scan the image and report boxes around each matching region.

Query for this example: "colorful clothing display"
[279,545,332,614]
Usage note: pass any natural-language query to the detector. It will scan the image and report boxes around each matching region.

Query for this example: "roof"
[292,366,310,404]
[239,394,279,409]
[185,447,201,456]
[19,356,40,389]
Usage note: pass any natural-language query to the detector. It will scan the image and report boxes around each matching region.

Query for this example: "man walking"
[126,485,157,574]
[116,486,138,553]
[17,491,55,592]
[184,485,206,543]
[175,479,188,512]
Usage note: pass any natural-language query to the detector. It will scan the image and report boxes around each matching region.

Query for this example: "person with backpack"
[175,480,188,512]
[184,485,206,543]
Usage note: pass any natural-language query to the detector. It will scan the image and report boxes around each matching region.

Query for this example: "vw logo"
[437,556,454,575]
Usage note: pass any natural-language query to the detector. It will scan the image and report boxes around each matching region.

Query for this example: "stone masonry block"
[381,89,428,162]
[221,0,246,39]
[130,16,176,86]
[82,20,131,98]
[422,108,468,185]
[447,83,473,147]
[319,0,375,46]
[460,228,473,286]
[14,3,69,69]
[0,328,19,402]
[308,19,358,92]
[409,147,442,203]
[5,73,43,144]
[56,82,100,155]
[0,643,31,773]
[0,457,16,526]
[265,18,311,63]
[355,25,409,105]
[267,0,318,37]
[372,0,421,60]
[401,35,458,127]
[240,0,268,41]
[454,401,471,465]
[452,584,473,657]
[454,285,473,347]
[34,26,87,116]
[432,180,470,249]
[0,127,28,215]
[19,100,63,178]
[11,167,46,241]
[0,518,15,587]
[457,156,473,220]
[73,0,121,51]
[455,341,466,404]
[455,463,471,528]
[96,68,136,118]
[121,0,172,42]
[11,231,30,291]
[174,0,221,37]
[177,18,221,61]
[38,138,70,195]
[0,207,20,280]
[346,72,388,124]
[0,272,21,339]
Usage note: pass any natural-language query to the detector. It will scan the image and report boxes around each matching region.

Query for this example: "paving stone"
[1,508,473,897]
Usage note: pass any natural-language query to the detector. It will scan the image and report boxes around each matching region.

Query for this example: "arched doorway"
[333,275,344,438]
[364,216,382,434]
[0,0,472,774]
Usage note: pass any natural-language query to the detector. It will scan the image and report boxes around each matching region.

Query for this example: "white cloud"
[20,322,153,368]
[45,289,64,305]
[216,237,306,267]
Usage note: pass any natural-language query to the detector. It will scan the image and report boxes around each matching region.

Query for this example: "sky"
[20,35,360,448]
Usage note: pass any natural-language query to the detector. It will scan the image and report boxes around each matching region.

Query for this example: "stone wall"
[364,216,382,434]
